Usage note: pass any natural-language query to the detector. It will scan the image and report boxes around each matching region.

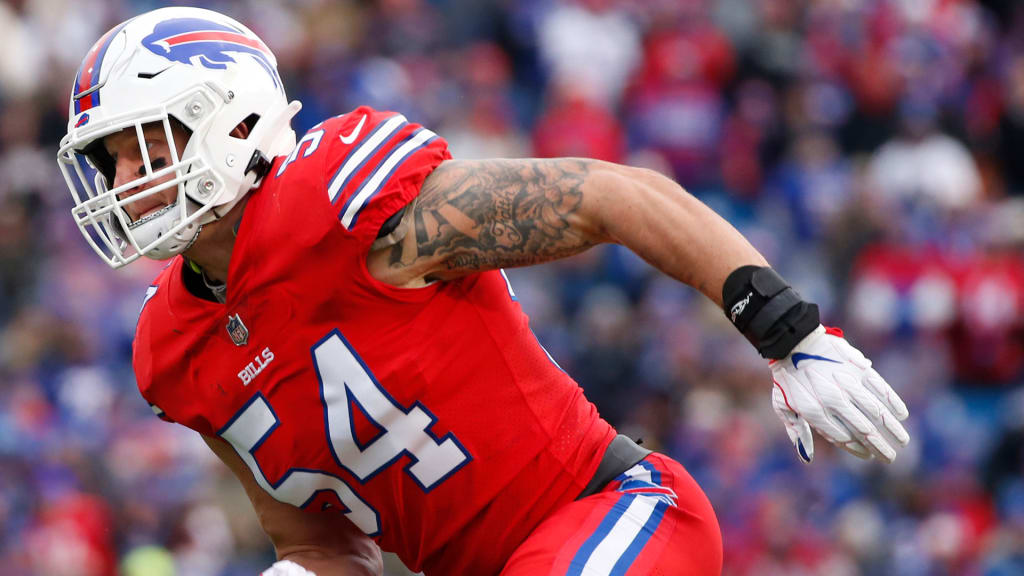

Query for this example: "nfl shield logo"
[226,313,249,346]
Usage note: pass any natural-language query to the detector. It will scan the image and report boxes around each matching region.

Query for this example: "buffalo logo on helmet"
[141,17,281,88]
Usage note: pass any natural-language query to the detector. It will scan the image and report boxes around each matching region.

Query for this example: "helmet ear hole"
[232,114,259,139]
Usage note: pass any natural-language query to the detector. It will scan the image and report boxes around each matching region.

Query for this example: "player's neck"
[183,198,248,284]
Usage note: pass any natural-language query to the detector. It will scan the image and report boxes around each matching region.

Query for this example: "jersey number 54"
[217,329,471,536]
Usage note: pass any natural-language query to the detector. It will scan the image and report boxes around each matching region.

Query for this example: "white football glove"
[261,560,317,576]
[770,325,910,463]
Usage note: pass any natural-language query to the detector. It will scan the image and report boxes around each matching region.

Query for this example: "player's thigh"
[500,453,722,576]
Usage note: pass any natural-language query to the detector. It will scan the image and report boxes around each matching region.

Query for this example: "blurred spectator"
[719,79,782,198]
[533,85,625,162]
[121,545,175,576]
[25,493,116,576]
[998,54,1024,196]
[867,96,983,215]
[767,129,852,241]
[0,1,47,100]
[537,0,642,109]
[439,43,530,159]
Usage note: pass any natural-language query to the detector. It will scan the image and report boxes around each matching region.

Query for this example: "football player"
[57,7,910,576]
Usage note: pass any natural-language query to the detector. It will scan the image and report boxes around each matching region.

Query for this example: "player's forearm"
[582,162,767,306]
[201,435,383,576]
[274,548,381,576]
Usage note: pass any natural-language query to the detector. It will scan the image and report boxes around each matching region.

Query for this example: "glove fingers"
[834,411,893,461]
[773,386,814,463]
[803,408,871,460]
[812,404,877,461]
[781,328,912,463]
[788,418,815,463]
[864,368,910,421]
[827,418,875,460]
[829,400,896,462]
[850,378,910,448]
[808,368,892,462]
[838,373,910,455]
[877,414,910,457]
[777,371,853,445]
[839,436,874,459]
[831,334,909,422]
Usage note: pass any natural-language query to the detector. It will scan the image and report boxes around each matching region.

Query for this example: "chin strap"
[245,150,272,181]
[185,257,227,304]
[202,271,227,303]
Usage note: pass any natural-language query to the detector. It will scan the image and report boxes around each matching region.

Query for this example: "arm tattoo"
[389,159,598,280]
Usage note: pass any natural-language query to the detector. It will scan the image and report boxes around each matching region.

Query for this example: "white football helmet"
[57,7,301,267]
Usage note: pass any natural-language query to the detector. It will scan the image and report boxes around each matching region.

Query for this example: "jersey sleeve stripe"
[338,127,438,229]
[327,114,408,203]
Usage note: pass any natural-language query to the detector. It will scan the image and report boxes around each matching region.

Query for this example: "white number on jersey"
[275,129,324,178]
[314,330,469,490]
[218,328,470,536]
[219,394,381,535]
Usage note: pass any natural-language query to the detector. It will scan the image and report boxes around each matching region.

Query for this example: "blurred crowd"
[1,0,1022,574]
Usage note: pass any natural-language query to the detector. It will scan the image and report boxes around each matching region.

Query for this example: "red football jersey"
[133,107,616,574]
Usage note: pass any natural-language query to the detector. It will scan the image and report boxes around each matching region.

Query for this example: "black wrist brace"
[722,265,820,359]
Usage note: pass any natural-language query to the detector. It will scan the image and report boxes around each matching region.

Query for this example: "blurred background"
[1,0,1022,574]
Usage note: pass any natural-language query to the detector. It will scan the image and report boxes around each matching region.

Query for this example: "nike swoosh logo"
[137,67,171,80]
[339,115,367,144]
[791,353,841,369]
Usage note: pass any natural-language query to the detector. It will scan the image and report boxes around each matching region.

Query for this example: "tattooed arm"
[366,158,767,306]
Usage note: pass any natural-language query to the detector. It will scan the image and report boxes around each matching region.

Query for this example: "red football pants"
[500,452,722,576]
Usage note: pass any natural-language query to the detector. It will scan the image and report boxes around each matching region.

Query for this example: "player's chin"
[187,215,228,248]
[181,223,212,254]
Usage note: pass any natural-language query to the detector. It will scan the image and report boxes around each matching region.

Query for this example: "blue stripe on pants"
[566,494,636,576]
[610,499,670,575]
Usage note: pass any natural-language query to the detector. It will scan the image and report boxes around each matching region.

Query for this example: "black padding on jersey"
[181,259,220,303]
[576,435,651,500]
[723,266,819,359]
[377,205,406,239]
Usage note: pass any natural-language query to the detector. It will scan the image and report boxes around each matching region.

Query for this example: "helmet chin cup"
[110,200,202,260]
